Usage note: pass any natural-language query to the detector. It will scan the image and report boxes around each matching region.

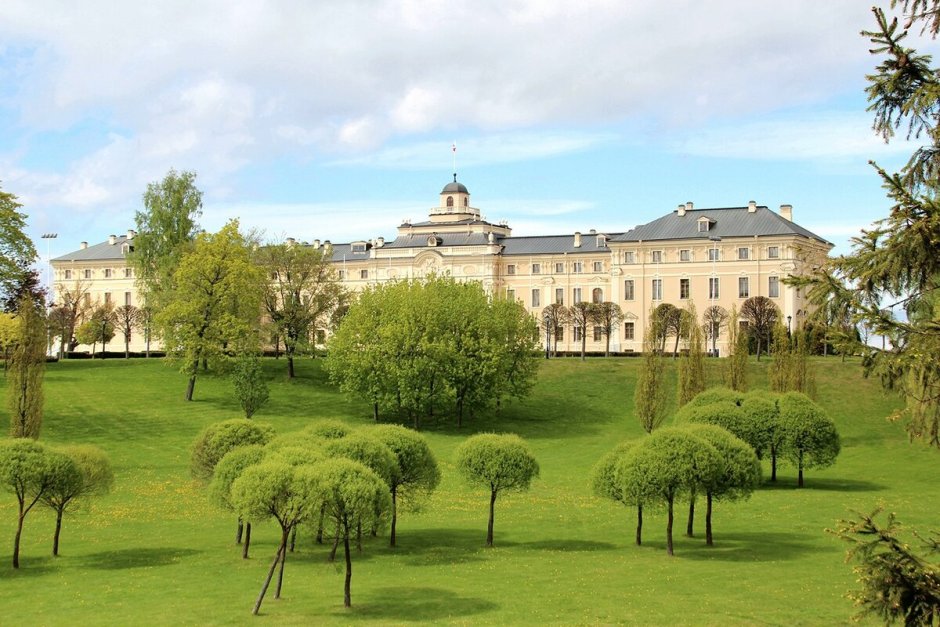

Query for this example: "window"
[359,269,369,279]
[124,292,132,306]
[573,326,583,342]
[708,248,719,261]
[64,269,72,280]
[709,277,720,299]
[104,268,112,278]
[531,263,541,275]
[573,261,583,273]
[555,326,564,341]
[592,288,603,303]
[338,270,346,280]
[507,288,515,301]
[507,264,516,275]
[623,279,635,301]
[652,279,662,301]
[531,289,540,308]
[769,276,780,298]
[679,249,691,262]
[593,326,602,342]
[83,293,91,307]
[446,196,454,207]
[124,268,133,278]
[593,261,603,273]
[352,242,367,252]
[555,288,564,305]
[84,269,92,279]
[738,247,750,260]
[573,287,582,303]
[554,262,564,273]
[680,278,690,299]
[625,322,635,340]
[698,219,711,233]
[623,251,635,264]
[104,292,111,305]
[652,250,663,264]
[738,277,749,298]
[768,246,779,259]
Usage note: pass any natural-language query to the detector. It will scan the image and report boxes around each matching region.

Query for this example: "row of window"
[81,292,134,307]
[64,268,133,280]
[549,322,638,342]
[624,246,779,265]
[507,261,605,276]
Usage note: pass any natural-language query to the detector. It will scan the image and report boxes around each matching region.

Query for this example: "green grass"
[0,355,934,625]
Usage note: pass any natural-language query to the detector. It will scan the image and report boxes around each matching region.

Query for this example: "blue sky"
[1,1,935,273]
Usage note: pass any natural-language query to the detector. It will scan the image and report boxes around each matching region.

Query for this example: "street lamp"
[543,312,551,360]
[41,233,57,291]
[100,317,108,360]
[787,315,792,337]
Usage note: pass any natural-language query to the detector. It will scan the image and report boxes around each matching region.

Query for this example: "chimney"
[779,204,793,222]
[126,229,136,240]
[573,231,582,248]
[589,228,596,235]
[313,239,320,249]
[375,237,384,247]
[108,234,117,245]
[677,203,686,217]
[324,240,332,254]
[747,200,757,213]
[286,237,296,247]
[685,201,693,212]
[80,241,88,250]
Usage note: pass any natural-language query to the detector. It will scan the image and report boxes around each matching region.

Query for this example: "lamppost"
[41,234,58,357]
[543,312,551,360]
[100,316,108,360]
[787,315,792,337]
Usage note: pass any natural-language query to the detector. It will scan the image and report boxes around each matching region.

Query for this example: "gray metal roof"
[499,233,621,256]
[385,232,491,249]
[611,206,830,245]
[53,236,132,262]
[441,180,468,194]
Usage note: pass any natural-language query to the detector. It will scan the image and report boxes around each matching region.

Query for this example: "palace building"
[51,178,832,355]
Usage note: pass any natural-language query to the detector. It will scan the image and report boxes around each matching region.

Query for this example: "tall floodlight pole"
[41,233,58,357]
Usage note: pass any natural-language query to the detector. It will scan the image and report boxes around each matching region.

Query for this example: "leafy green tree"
[541,303,569,357]
[592,301,624,357]
[113,305,140,359]
[454,433,539,547]
[157,221,265,401]
[677,302,706,406]
[0,311,17,370]
[231,460,322,614]
[702,305,728,356]
[790,328,817,398]
[635,312,668,433]
[830,508,940,626]
[770,320,792,393]
[312,458,392,608]
[258,241,344,378]
[86,304,115,358]
[40,444,113,556]
[683,424,761,545]
[7,298,46,438]
[368,425,441,547]
[230,354,269,419]
[778,392,840,487]
[0,184,38,308]
[51,281,91,358]
[740,296,778,361]
[0,438,55,567]
[132,169,202,310]
[190,419,276,482]
[208,444,265,557]
[652,303,683,356]
[740,392,783,481]
[569,301,593,360]
[725,305,748,391]
[591,441,647,545]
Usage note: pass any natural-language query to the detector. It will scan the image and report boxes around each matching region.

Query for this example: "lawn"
[0,355,935,625]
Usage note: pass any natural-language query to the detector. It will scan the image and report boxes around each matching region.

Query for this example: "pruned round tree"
[454,433,539,547]
[0,438,56,568]
[209,444,266,556]
[41,444,113,556]
[190,419,275,482]
[368,424,441,547]
[778,392,840,487]
[591,441,647,545]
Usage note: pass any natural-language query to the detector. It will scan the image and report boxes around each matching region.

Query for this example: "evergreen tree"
[725,305,748,392]
[677,302,706,407]
[7,297,46,439]
[635,310,668,433]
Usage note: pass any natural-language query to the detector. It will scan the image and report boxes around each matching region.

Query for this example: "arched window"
[446,196,454,207]
[463,196,469,207]
[592,288,603,303]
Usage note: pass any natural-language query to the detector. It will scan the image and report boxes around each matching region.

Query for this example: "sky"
[1,1,936,277]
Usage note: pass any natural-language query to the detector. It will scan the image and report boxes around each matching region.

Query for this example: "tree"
[0,184,38,308]
[591,441,646,545]
[652,303,683,356]
[231,460,322,614]
[136,306,156,358]
[368,425,441,547]
[0,312,17,371]
[591,301,624,357]
[740,296,778,361]
[830,508,940,625]
[86,304,115,358]
[190,419,276,483]
[454,433,539,547]
[0,438,56,568]
[702,305,729,356]
[7,297,46,439]
[230,354,269,419]
[157,221,265,401]
[51,281,91,358]
[769,320,792,393]
[619,427,723,556]
[113,305,141,358]
[313,458,391,608]
[40,444,113,556]
[258,241,344,379]
[131,169,203,310]
[725,305,748,391]
[541,303,569,357]
[2,265,45,314]
[209,444,266,557]
[569,301,593,360]
[635,312,668,433]
[778,392,840,487]
[677,302,706,407]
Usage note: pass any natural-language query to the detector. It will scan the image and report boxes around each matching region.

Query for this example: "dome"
[441,180,469,194]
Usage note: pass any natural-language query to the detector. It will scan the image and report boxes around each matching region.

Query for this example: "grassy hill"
[0,356,934,625]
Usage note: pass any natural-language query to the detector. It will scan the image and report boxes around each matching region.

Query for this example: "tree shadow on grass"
[760,477,886,492]
[341,587,499,622]
[78,547,202,570]
[670,531,827,562]
[386,527,508,566]
[518,538,617,552]
[0,555,59,578]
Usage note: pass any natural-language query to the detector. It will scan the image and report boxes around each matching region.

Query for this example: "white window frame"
[651,279,662,301]
[623,279,635,301]
[738,247,750,260]
[709,277,720,299]
[738,276,750,298]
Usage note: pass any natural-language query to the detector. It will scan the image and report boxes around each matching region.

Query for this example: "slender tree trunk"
[356,522,362,553]
[124,338,130,359]
[316,506,325,544]
[581,335,586,361]
[635,504,643,546]
[329,529,340,562]
[287,355,295,379]
[605,335,610,357]
[275,528,289,599]
[673,335,680,359]
[242,522,252,559]
[289,526,297,552]
[344,527,353,608]
[236,518,243,544]
[486,488,497,547]
[390,487,398,547]
[666,496,675,556]
[705,493,714,546]
[771,447,777,482]
[185,359,198,401]
[252,540,284,615]
[53,508,64,556]
[13,503,25,568]
[686,493,695,537]
[373,402,379,423]
[798,451,804,487]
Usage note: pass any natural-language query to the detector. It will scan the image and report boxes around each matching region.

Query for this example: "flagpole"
[452,141,457,180]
